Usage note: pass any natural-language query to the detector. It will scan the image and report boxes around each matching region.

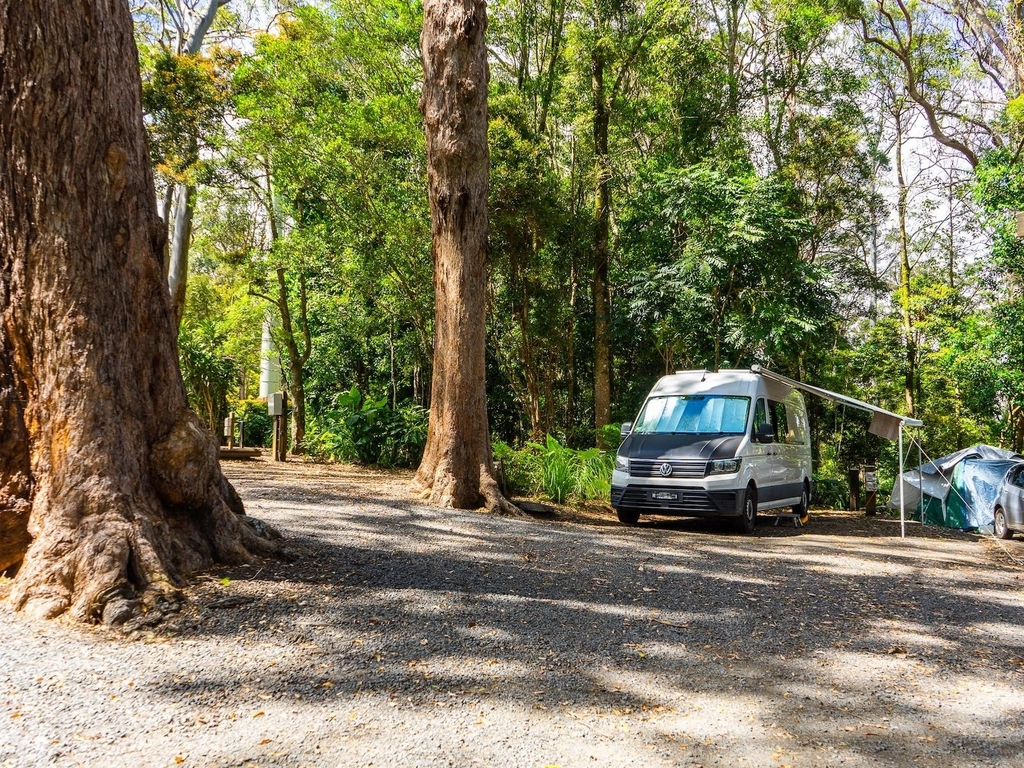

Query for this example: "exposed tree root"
[7,414,284,624]
[413,458,524,517]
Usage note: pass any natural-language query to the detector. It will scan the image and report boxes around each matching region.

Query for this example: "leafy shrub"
[307,386,428,468]
[232,398,273,448]
[492,440,543,495]
[494,435,614,504]
[812,475,848,510]
[597,422,624,449]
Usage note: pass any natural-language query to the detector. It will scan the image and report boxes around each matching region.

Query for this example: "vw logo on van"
[659,462,674,477]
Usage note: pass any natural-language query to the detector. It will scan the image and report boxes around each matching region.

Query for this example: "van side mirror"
[620,422,633,438]
[755,423,774,444]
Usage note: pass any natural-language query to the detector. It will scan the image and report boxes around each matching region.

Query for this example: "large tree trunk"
[592,49,613,438]
[0,0,278,622]
[414,0,514,513]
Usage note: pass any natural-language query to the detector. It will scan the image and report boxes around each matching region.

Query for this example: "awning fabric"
[750,365,923,441]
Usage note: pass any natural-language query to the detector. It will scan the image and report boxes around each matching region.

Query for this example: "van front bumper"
[611,484,746,517]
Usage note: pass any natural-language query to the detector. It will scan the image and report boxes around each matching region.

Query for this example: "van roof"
[651,369,760,397]
[650,369,804,402]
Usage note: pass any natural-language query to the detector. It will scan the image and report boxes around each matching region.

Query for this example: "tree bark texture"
[592,49,613,437]
[167,182,194,330]
[275,267,309,454]
[414,0,514,513]
[0,0,278,621]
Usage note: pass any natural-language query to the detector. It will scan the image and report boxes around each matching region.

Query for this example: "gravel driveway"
[3,459,1024,768]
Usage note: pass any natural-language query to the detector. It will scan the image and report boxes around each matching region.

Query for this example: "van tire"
[617,508,640,525]
[793,482,810,525]
[737,486,757,534]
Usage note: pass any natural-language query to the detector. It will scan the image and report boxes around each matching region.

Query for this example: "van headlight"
[709,458,741,475]
[614,454,629,471]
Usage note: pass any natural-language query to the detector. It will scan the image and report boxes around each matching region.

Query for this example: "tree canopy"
[139,0,1024,496]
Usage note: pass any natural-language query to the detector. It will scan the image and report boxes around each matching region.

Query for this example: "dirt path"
[3,457,1024,767]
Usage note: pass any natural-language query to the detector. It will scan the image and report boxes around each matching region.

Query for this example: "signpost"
[268,391,287,462]
[864,464,878,516]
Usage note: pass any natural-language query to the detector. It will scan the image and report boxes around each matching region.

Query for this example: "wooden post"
[278,391,288,462]
[848,467,861,511]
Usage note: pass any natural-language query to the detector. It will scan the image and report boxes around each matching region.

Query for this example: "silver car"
[994,463,1024,539]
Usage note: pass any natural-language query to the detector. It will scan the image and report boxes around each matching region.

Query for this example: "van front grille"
[613,486,739,515]
[629,459,708,478]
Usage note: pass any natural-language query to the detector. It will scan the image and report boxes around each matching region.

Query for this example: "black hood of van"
[620,433,743,461]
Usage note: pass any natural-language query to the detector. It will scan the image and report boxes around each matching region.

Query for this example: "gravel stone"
[1,458,1023,767]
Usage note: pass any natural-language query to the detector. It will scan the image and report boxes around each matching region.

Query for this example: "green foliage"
[495,436,614,504]
[178,322,236,430]
[232,398,274,448]
[596,422,623,450]
[140,48,233,182]
[306,387,428,467]
[622,162,838,374]
[812,476,849,510]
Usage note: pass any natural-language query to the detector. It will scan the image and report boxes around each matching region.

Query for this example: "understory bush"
[493,435,614,504]
[231,398,274,448]
[812,475,849,510]
[306,386,428,468]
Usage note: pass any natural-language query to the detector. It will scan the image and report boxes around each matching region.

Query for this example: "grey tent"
[891,444,1024,529]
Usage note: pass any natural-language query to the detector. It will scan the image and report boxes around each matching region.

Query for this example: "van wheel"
[995,507,1013,540]
[737,486,756,534]
[617,508,640,525]
[793,484,810,525]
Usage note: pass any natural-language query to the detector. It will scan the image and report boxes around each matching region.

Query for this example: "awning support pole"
[917,436,923,528]
[899,422,906,539]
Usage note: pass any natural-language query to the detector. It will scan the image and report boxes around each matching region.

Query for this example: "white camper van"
[611,369,813,533]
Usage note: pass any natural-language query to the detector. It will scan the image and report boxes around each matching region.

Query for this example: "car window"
[768,400,787,443]
[785,399,808,445]
[752,398,768,433]
[1013,466,1024,488]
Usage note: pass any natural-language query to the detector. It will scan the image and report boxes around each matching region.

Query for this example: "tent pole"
[917,435,923,528]
[899,422,906,539]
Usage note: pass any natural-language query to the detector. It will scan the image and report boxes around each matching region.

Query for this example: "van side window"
[752,398,768,434]
[786,400,808,445]
[768,400,787,443]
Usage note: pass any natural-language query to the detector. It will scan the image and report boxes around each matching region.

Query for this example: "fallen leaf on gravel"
[174,758,184,764]
[10,713,20,718]
[252,711,265,718]
[886,646,908,655]
[259,739,273,745]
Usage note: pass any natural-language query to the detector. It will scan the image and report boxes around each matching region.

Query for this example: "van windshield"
[634,395,750,435]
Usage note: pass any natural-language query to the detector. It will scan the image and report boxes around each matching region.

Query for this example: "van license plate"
[650,491,678,501]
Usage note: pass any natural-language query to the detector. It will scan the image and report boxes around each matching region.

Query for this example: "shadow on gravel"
[154,474,1024,768]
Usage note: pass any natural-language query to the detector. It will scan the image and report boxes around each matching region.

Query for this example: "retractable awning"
[750,365,923,538]
[750,365,923,440]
